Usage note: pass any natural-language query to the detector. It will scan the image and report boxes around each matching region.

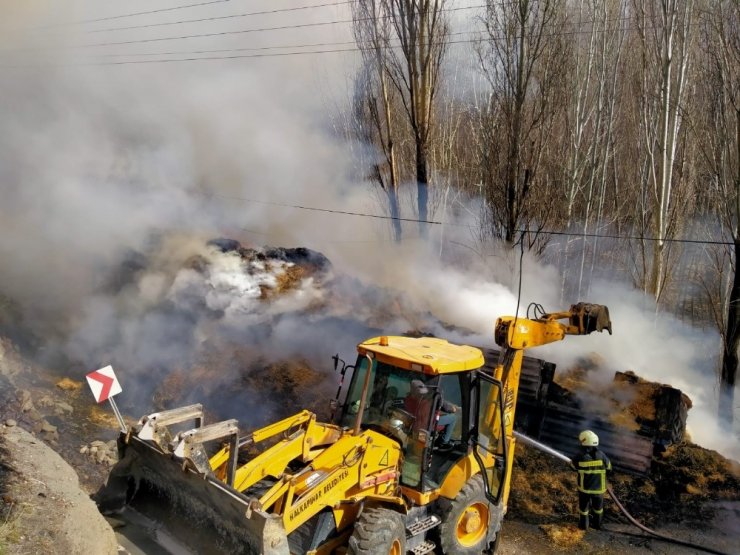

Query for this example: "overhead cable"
[0,4,487,52]
[34,0,234,28]
[88,2,353,34]
[1,19,693,67]
[196,192,733,246]
[196,192,444,225]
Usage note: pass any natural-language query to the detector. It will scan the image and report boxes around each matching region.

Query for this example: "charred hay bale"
[207,238,242,253]
[613,371,691,447]
[261,247,331,274]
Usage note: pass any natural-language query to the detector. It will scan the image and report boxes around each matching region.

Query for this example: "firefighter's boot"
[592,496,604,530]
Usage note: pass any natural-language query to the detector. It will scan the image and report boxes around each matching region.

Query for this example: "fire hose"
[513,431,732,555]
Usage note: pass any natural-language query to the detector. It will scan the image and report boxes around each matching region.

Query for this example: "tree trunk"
[387,186,402,242]
[416,137,429,236]
[720,237,740,427]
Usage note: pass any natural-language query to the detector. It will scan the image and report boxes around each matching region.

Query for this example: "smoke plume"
[0,2,736,459]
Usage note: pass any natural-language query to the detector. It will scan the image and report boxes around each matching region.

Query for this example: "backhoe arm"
[209,411,342,493]
[488,302,612,509]
[494,302,612,350]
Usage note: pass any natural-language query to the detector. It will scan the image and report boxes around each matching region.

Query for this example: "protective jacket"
[571,447,612,494]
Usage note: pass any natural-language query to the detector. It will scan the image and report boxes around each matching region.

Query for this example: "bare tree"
[477,0,568,245]
[695,0,740,427]
[385,0,449,237]
[559,0,627,299]
[632,0,696,303]
[352,0,404,241]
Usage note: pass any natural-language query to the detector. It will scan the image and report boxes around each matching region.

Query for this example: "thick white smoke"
[0,2,736,460]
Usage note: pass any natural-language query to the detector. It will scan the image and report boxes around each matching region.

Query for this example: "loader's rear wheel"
[438,475,500,554]
[348,506,406,555]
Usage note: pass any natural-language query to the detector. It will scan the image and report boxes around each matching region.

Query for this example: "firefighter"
[571,430,612,530]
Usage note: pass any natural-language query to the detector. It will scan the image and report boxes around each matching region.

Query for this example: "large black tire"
[348,506,407,555]
[437,475,501,555]
[489,528,502,554]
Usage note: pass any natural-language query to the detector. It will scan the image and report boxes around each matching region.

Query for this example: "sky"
[0,0,736,459]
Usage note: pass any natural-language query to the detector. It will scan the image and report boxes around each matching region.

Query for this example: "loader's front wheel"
[348,506,406,555]
[437,475,501,554]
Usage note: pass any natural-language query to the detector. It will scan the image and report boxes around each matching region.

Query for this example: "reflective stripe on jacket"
[571,448,612,494]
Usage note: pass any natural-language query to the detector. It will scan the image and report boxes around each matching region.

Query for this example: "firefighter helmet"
[579,430,599,447]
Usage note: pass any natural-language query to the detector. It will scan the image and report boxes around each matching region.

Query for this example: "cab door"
[471,372,508,504]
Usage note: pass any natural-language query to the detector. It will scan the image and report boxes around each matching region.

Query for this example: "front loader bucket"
[95,433,290,555]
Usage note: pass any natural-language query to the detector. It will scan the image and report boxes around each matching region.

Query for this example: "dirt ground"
[0,424,117,555]
[497,508,739,554]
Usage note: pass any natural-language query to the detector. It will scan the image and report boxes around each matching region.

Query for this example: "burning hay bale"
[612,371,692,447]
[552,363,692,444]
[536,361,694,474]
[204,240,333,301]
[509,358,739,535]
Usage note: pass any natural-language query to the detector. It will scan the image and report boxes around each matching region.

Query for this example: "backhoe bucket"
[94,421,291,554]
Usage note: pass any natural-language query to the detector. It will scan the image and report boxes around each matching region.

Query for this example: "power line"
[196,192,444,224]
[1,8,658,63]
[531,228,733,246]
[30,46,353,67]
[52,29,477,60]
[4,5,711,58]
[197,192,733,246]
[57,12,632,61]
[91,2,634,38]
[3,16,676,67]
[88,1,352,34]
[84,40,358,58]
[45,0,234,28]
[81,3,484,49]
[83,19,352,49]
[0,4,487,52]
[0,31,637,68]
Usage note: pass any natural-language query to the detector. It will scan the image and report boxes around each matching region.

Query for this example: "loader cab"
[338,336,507,498]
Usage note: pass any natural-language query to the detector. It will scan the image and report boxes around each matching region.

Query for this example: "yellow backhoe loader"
[98,302,611,554]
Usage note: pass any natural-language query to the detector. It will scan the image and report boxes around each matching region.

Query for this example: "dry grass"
[55,378,83,391]
[538,523,585,549]
[0,514,17,555]
[87,406,120,428]
[508,444,576,522]
[0,502,25,555]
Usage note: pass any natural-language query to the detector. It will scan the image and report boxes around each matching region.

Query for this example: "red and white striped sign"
[86,365,122,403]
